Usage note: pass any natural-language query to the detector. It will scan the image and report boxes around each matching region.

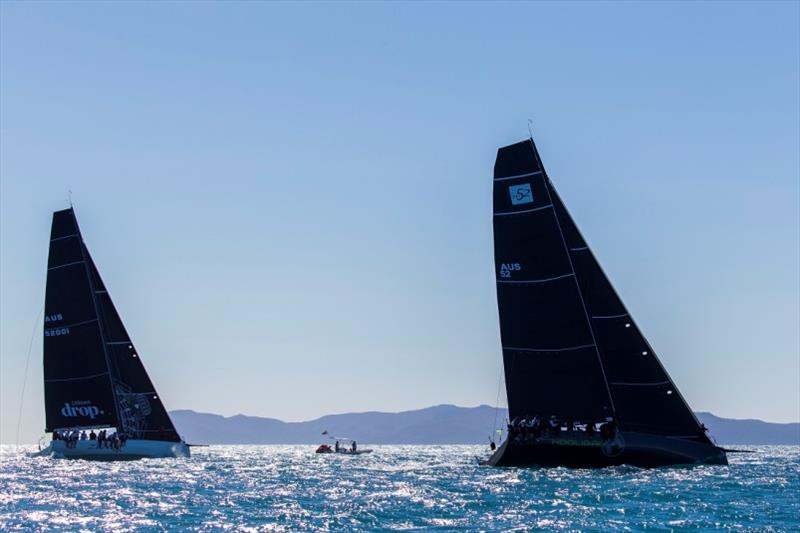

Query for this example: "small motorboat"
[315,437,373,455]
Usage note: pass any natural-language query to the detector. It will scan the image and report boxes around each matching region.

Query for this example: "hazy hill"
[170,405,800,445]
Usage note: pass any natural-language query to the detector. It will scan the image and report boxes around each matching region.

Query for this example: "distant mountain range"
[170,405,800,445]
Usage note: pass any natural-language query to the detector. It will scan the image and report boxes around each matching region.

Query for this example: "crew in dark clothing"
[566,418,575,433]
[586,419,596,437]
[351,441,357,452]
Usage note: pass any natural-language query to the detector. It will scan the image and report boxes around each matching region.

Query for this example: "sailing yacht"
[481,138,727,468]
[35,208,189,459]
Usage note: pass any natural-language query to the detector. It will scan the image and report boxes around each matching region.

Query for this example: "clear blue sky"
[1,1,798,443]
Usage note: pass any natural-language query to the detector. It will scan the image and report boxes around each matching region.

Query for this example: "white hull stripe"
[494,204,553,217]
[592,313,629,319]
[610,381,670,387]
[50,233,79,242]
[48,260,85,271]
[496,273,574,284]
[494,170,543,182]
[504,343,596,353]
[45,371,110,383]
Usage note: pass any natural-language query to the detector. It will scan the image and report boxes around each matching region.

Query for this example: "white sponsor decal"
[61,401,104,419]
[509,183,533,205]
[44,313,64,323]
[45,327,70,337]
[500,263,521,278]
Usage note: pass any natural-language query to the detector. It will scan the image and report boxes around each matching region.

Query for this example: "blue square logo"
[509,183,533,205]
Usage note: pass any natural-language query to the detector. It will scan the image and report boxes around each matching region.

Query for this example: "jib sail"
[43,208,181,441]
[493,139,708,442]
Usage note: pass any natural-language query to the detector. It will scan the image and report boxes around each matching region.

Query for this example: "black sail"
[493,141,614,423]
[549,186,708,441]
[87,256,181,442]
[44,209,119,431]
[493,139,709,443]
[43,208,181,442]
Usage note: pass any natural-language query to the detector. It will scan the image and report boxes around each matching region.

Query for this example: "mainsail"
[493,139,709,443]
[44,208,181,441]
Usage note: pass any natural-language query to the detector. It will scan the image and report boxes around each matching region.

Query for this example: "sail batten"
[43,208,182,442]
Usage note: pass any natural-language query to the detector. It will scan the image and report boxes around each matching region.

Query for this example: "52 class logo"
[499,263,521,278]
[508,183,534,205]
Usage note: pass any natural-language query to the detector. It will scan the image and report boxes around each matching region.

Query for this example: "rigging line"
[528,138,618,417]
[491,355,504,442]
[76,238,122,427]
[16,304,43,449]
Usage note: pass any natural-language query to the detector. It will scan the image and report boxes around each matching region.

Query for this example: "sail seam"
[106,341,131,345]
[570,246,589,252]
[503,344,596,353]
[496,273,574,284]
[50,233,79,242]
[494,204,553,217]
[494,170,543,182]
[45,371,110,382]
[47,260,85,271]
[592,313,629,319]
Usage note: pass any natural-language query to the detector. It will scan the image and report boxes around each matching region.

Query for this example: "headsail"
[87,255,181,442]
[493,139,708,442]
[45,209,181,442]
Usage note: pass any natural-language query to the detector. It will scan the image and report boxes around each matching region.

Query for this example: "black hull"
[481,432,728,468]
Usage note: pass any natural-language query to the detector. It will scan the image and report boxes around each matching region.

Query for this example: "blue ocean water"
[1,445,797,531]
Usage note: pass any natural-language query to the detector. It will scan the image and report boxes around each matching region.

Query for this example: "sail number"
[499,263,521,278]
[44,313,69,336]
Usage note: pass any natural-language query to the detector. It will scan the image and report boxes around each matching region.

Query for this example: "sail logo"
[509,183,533,205]
[61,402,104,419]
[499,263,521,278]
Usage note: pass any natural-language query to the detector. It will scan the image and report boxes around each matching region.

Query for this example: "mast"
[528,138,618,418]
[75,215,125,428]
